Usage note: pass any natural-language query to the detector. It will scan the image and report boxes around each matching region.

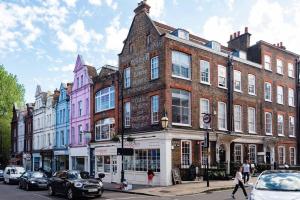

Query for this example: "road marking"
[33,194,52,200]
[105,197,149,200]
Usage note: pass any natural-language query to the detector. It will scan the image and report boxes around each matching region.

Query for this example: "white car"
[249,170,300,200]
[3,166,25,184]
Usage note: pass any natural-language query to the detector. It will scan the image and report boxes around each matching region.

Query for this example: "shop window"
[135,149,147,171]
[148,149,160,172]
[124,156,134,171]
[181,140,191,168]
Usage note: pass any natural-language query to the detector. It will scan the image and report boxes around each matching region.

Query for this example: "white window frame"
[95,118,115,141]
[151,95,159,124]
[124,102,131,127]
[277,59,283,75]
[234,144,243,163]
[249,145,257,164]
[234,105,242,132]
[288,88,294,107]
[200,60,210,85]
[277,86,284,105]
[151,56,159,80]
[264,55,272,71]
[181,140,192,168]
[248,74,256,95]
[171,89,191,126]
[264,82,272,102]
[124,67,131,88]
[265,112,272,135]
[288,63,294,78]
[289,116,295,137]
[277,114,284,136]
[218,65,227,89]
[171,51,191,80]
[289,147,296,166]
[234,70,242,92]
[95,86,115,113]
[278,146,285,165]
[200,98,210,128]
[218,102,227,130]
[248,107,256,134]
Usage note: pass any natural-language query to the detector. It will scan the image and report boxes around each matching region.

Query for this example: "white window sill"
[235,130,243,133]
[172,123,192,127]
[200,81,211,86]
[234,89,243,93]
[249,131,257,134]
[248,93,256,96]
[276,72,284,75]
[265,133,273,136]
[95,107,115,113]
[95,139,111,142]
[278,134,284,137]
[288,76,295,79]
[288,105,295,107]
[218,86,227,90]
[172,75,191,81]
[288,135,296,138]
[265,68,272,72]
[218,128,228,131]
[151,122,159,125]
[265,99,272,102]
[277,102,284,105]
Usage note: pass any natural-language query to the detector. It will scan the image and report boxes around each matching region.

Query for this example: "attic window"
[172,29,189,40]
[211,41,221,52]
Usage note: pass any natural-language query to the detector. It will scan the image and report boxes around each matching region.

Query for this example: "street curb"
[104,188,158,196]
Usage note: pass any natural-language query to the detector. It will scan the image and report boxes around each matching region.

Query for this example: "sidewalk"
[104,177,257,197]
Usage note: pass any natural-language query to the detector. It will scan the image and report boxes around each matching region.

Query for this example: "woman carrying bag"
[231,166,248,199]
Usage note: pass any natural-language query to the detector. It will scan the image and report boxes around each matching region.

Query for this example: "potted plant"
[126,135,135,142]
[111,135,120,142]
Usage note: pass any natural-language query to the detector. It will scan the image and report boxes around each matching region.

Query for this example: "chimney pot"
[234,32,237,38]
[245,27,248,33]
[230,34,233,40]
[238,31,240,36]
[280,42,283,47]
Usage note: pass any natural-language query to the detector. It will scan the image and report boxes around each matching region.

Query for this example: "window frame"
[276,59,283,75]
[249,145,257,164]
[265,112,272,135]
[234,105,242,132]
[248,107,256,134]
[288,88,294,107]
[234,70,242,92]
[171,51,191,80]
[124,102,131,128]
[289,116,295,137]
[218,65,227,89]
[277,114,284,136]
[234,144,243,163]
[171,89,191,126]
[151,95,159,124]
[181,140,192,168]
[200,60,210,85]
[264,55,272,71]
[278,146,285,165]
[124,67,131,88]
[200,98,210,128]
[288,63,294,78]
[248,74,256,95]
[95,118,115,141]
[218,102,227,131]
[289,147,296,166]
[95,86,115,113]
[277,86,284,105]
[151,56,159,80]
[264,82,272,102]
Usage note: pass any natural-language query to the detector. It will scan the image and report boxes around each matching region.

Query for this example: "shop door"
[266,152,271,164]
[111,156,118,183]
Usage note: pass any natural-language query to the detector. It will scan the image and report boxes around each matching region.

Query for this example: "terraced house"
[53,83,72,171]
[91,1,300,186]
[69,55,97,172]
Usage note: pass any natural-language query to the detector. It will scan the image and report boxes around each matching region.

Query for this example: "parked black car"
[48,170,105,200]
[0,170,3,181]
[19,171,49,191]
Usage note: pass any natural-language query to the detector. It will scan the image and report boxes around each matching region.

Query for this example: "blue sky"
[1,0,300,103]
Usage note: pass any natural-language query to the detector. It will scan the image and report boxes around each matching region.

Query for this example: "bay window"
[95,86,115,112]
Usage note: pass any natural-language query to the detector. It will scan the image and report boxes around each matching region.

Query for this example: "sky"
[1,0,300,103]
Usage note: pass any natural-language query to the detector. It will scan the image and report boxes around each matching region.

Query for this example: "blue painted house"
[53,83,72,171]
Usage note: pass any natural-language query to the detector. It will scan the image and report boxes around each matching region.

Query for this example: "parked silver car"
[249,170,300,200]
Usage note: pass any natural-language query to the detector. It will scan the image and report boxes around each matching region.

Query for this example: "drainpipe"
[227,54,234,133]
[295,58,300,165]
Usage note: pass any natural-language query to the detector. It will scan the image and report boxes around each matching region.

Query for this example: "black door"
[219,149,226,163]
[266,152,271,164]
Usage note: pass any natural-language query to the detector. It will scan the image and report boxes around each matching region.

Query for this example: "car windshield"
[68,171,82,180]
[255,172,300,191]
[31,172,46,178]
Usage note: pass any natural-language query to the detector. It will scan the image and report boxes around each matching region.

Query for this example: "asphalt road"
[0,181,251,200]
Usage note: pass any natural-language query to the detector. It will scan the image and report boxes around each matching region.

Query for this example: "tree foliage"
[0,65,25,166]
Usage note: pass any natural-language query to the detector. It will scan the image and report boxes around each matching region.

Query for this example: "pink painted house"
[69,55,97,172]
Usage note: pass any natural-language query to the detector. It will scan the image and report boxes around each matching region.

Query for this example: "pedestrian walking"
[231,166,248,199]
[147,169,155,186]
[242,160,251,184]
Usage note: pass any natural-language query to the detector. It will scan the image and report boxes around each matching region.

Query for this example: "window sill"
[95,139,111,142]
[288,105,295,108]
[265,133,273,136]
[200,81,211,86]
[288,135,296,138]
[264,68,272,72]
[218,128,228,131]
[248,93,256,96]
[234,90,243,93]
[249,132,257,134]
[234,130,243,133]
[150,77,159,81]
[265,99,272,103]
[288,76,295,79]
[278,134,284,137]
[218,86,227,90]
[95,108,115,113]
[277,102,284,105]
[171,75,191,81]
[276,72,284,76]
[172,123,192,127]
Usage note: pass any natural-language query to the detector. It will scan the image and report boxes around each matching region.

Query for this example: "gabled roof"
[74,54,85,73]
[86,65,97,79]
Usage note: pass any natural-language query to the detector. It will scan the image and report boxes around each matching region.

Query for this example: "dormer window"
[172,29,189,40]
[206,41,221,52]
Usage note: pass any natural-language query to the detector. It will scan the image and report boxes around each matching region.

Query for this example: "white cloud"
[89,0,102,6]
[57,19,103,53]
[105,16,128,52]
[202,16,234,45]
[227,0,235,10]
[48,64,74,72]
[63,0,77,7]
[106,0,118,10]
[147,0,165,18]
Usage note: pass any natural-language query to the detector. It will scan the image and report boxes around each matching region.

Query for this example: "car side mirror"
[98,173,105,179]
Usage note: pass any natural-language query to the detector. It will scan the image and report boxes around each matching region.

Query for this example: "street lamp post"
[203,113,211,187]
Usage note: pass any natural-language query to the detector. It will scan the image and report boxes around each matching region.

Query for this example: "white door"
[111,156,118,183]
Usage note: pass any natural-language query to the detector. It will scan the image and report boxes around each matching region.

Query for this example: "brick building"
[89,65,120,181]
[91,1,299,186]
[24,103,34,170]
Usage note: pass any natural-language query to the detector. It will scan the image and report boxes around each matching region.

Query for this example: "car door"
[57,171,68,194]
[51,171,62,193]
[20,172,28,188]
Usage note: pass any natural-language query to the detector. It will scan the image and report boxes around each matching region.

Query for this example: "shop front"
[69,146,90,172]
[54,150,69,171]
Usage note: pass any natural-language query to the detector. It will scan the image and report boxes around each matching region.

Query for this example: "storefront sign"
[54,150,69,156]
[95,147,117,156]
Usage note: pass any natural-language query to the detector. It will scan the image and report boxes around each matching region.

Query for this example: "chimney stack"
[234,32,237,38]
[230,34,233,40]
[228,27,251,51]
[134,0,151,15]
[245,27,248,33]
[237,31,240,36]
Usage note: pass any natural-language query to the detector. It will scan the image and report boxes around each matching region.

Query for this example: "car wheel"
[26,183,30,191]
[67,188,73,200]
[48,185,55,196]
